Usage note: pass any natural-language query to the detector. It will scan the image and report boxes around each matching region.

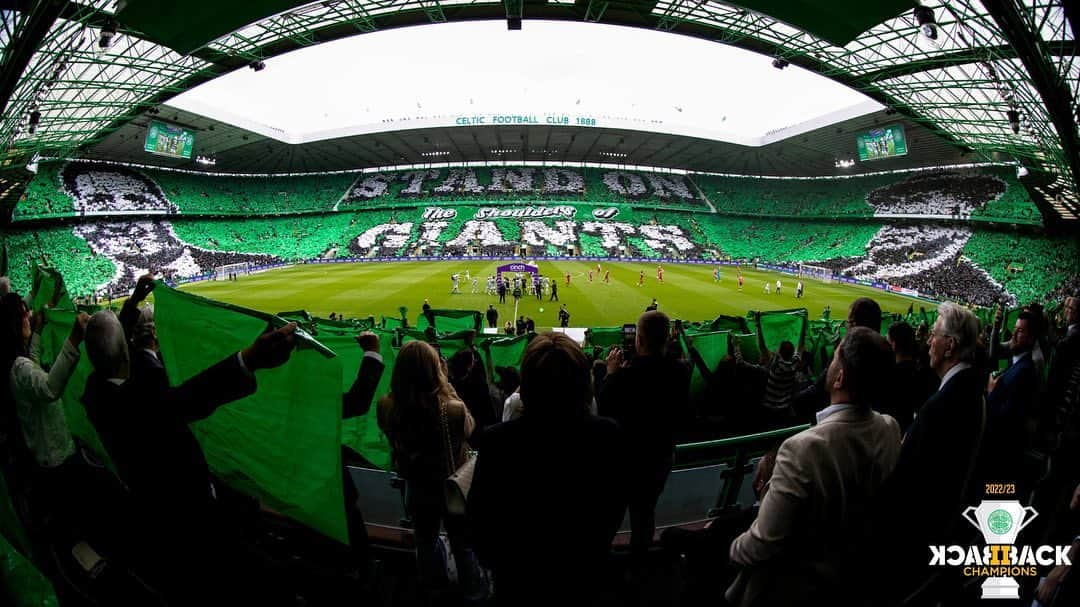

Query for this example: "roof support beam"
[860,40,1077,83]
[0,1,65,124]
[982,0,1080,202]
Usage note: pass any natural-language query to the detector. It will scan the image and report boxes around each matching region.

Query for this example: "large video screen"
[856,124,907,161]
[144,120,195,159]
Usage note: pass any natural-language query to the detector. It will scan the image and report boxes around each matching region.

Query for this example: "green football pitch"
[177,259,928,328]
[180,260,929,330]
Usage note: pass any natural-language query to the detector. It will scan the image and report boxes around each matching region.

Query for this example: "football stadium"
[1,1,1079,605]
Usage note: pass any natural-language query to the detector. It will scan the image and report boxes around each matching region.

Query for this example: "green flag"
[755,308,808,354]
[153,286,348,543]
[683,330,730,403]
[317,324,394,470]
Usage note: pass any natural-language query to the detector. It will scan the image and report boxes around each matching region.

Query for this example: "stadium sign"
[454,114,598,127]
[422,207,458,220]
[474,206,576,219]
[422,206,580,220]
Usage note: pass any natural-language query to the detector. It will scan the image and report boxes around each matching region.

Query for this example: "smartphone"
[622,323,637,358]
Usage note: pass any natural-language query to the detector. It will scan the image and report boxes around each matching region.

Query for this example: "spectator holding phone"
[597,310,691,576]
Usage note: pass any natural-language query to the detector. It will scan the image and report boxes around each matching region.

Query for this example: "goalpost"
[214,262,251,280]
[797,263,835,283]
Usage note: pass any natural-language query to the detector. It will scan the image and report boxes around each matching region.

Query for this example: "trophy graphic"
[961,500,1038,599]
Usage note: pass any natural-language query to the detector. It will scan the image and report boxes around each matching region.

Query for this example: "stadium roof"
[1,0,1077,217]
[85,103,975,176]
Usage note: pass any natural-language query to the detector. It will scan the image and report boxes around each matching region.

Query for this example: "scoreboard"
[856,124,908,161]
[144,120,195,159]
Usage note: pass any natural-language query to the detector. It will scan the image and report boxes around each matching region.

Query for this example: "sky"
[169,20,879,142]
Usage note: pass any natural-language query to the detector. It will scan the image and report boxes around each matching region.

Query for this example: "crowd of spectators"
[73,221,276,296]
[340,166,705,210]
[6,282,1080,605]
[61,163,177,215]
[694,168,1040,225]
[12,162,71,219]
[963,229,1080,305]
[694,173,883,218]
[867,170,1006,217]
[3,210,1078,305]
[13,163,1041,231]
[147,169,355,216]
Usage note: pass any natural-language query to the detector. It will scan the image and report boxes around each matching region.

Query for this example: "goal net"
[797,264,834,283]
[214,262,251,280]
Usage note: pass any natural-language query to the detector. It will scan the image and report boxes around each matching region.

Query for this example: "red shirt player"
[737,274,744,290]
[603,270,610,283]
[657,264,664,283]
[565,271,571,286]
[637,270,645,286]
[597,262,602,275]
[588,270,594,282]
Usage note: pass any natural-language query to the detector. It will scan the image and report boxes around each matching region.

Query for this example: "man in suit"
[83,300,297,605]
[598,310,691,572]
[341,330,386,574]
[486,304,498,329]
[878,302,985,600]
[1036,295,1080,552]
[1046,295,1080,435]
[726,327,901,607]
[984,310,1041,490]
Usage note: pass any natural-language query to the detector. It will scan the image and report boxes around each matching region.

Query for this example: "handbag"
[440,400,476,515]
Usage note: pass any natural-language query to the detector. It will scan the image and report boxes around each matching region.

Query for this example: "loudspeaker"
[507,17,522,30]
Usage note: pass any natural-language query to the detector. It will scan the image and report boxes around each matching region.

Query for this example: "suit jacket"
[597,354,691,469]
[879,365,985,582]
[467,413,626,603]
[726,407,901,607]
[878,358,939,434]
[984,352,1038,483]
[1046,327,1080,428]
[343,354,384,420]
[82,353,256,519]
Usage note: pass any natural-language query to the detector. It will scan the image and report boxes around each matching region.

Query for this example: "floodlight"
[249,60,266,71]
[99,19,118,51]
[914,6,939,44]
[772,58,789,70]
[1007,109,1020,134]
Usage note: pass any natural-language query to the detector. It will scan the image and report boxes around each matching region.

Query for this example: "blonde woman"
[377,340,485,602]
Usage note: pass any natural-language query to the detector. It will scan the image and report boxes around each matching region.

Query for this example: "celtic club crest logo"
[987,510,1013,535]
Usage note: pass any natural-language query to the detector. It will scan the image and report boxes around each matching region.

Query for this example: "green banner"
[755,309,808,354]
[154,286,348,543]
